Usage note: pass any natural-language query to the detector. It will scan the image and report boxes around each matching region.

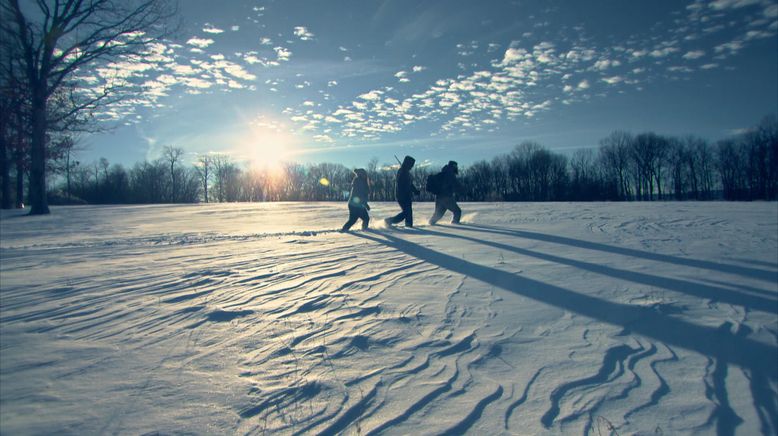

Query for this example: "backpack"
[426,173,442,195]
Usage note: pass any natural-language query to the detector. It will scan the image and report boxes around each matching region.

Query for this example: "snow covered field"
[1,202,776,435]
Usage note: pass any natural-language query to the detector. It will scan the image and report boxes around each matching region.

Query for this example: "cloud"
[244,54,265,65]
[744,29,774,40]
[683,50,706,59]
[169,64,198,75]
[358,90,384,101]
[650,47,679,58]
[274,47,292,61]
[668,66,694,73]
[187,37,214,48]
[220,62,256,81]
[593,59,619,70]
[500,47,530,65]
[710,0,762,10]
[715,40,744,54]
[294,26,315,41]
[112,0,772,146]
[313,134,335,143]
[181,77,213,89]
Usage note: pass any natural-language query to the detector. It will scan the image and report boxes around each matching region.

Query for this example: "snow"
[1,202,776,435]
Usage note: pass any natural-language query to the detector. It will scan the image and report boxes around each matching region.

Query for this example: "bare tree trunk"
[204,166,209,203]
[66,150,72,200]
[0,134,10,209]
[15,148,24,208]
[28,85,49,214]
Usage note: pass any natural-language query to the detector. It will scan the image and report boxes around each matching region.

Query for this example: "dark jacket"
[348,169,370,209]
[437,163,459,197]
[396,159,419,203]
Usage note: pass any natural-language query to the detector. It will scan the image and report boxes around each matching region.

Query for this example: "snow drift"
[1,202,776,434]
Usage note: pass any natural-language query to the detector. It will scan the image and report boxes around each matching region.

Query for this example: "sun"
[235,120,299,171]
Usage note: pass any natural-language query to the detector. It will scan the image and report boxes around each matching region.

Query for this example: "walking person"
[429,161,462,225]
[385,155,420,227]
[341,168,370,232]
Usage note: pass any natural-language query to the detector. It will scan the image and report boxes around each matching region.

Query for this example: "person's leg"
[386,206,406,224]
[429,197,446,224]
[342,206,358,231]
[402,201,414,227]
[360,207,370,230]
[450,200,462,223]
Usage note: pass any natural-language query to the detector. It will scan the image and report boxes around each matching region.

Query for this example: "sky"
[75,0,778,170]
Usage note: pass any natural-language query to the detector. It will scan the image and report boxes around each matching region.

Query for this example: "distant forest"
[1,115,776,207]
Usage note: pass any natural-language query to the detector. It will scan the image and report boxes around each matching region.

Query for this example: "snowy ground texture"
[1,202,777,435]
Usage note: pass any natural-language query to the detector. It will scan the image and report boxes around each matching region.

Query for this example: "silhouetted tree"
[162,146,184,202]
[195,154,212,203]
[716,139,746,200]
[2,0,177,214]
[599,131,633,200]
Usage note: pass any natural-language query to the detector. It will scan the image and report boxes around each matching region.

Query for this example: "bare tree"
[195,154,212,203]
[716,139,746,200]
[162,145,183,202]
[51,135,82,201]
[2,0,177,214]
[0,72,12,208]
[211,154,238,202]
[631,133,669,200]
[599,131,633,200]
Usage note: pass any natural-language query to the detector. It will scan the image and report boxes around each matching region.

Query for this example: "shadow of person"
[458,223,778,285]
[349,231,777,380]
[352,229,778,431]
[417,227,777,315]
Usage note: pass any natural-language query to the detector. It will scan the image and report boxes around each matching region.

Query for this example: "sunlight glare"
[236,118,299,171]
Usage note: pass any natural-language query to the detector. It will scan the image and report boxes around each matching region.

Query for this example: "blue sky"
[78,0,778,170]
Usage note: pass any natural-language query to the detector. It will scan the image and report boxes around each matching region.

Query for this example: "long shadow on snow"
[353,230,778,432]
[420,227,777,315]
[459,223,778,285]
[350,231,778,380]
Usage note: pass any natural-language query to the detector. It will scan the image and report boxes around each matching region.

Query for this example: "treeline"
[1,116,776,207]
[456,116,776,202]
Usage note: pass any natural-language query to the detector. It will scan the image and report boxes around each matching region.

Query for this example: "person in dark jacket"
[385,155,420,227]
[429,161,462,225]
[341,168,370,231]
